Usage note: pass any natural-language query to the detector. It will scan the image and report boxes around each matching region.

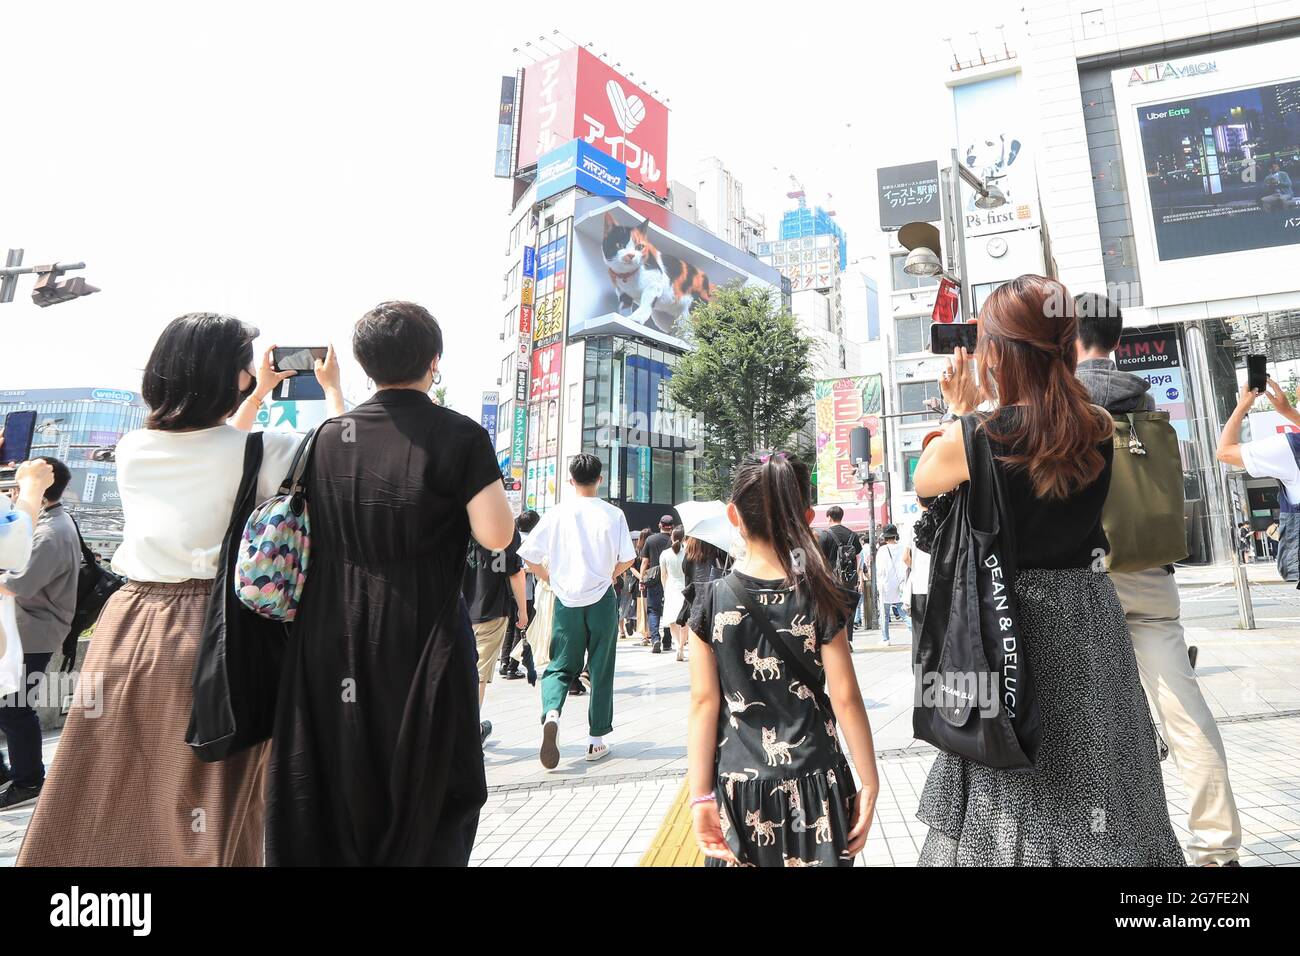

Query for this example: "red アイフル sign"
[516,48,668,199]
[529,342,563,404]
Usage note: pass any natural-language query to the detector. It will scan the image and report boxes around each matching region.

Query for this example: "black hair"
[670,525,684,554]
[1073,292,1123,353]
[730,451,843,628]
[826,505,844,522]
[37,456,71,502]
[353,301,444,386]
[518,509,541,533]
[142,313,258,431]
[569,453,602,486]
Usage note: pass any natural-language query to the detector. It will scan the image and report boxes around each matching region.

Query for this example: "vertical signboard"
[814,375,884,504]
[480,390,499,435]
[533,219,571,348]
[952,72,1039,236]
[494,75,517,178]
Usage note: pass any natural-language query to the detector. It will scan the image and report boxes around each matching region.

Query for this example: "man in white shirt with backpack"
[1076,292,1240,867]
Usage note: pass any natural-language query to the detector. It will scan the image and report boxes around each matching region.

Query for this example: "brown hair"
[976,275,1112,500]
[670,526,684,554]
[685,535,727,566]
[729,451,844,628]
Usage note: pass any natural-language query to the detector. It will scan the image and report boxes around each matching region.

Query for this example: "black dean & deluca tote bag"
[186,432,290,762]
[912,414,1041,770]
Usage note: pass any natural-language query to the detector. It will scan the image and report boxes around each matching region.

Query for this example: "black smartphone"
[271,347,328,401]
[1247,354,1268,393]
[0,410,38,487]
[930,322,978,354]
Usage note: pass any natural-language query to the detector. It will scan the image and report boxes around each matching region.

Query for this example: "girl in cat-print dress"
[687,451,880,867]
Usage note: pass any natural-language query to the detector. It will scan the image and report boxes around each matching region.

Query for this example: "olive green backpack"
[1103,410,1188,572]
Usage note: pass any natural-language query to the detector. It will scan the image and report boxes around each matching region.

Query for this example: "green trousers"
[541,587,618,737]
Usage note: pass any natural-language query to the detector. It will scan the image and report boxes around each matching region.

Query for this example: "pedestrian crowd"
[0,274,1254,867]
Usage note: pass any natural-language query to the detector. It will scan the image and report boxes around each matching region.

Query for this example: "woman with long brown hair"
[912,275,1182,866]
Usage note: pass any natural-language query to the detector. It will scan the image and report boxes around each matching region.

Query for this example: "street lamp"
[0,249,99,306]
[897,149,1007,321]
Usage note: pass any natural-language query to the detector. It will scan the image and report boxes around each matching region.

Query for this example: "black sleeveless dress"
[690,571,857,867]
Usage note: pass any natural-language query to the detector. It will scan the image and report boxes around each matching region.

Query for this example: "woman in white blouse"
[18,312,343,866]
[659,527,687,662]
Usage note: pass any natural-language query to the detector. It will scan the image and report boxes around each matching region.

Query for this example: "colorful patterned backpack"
[234,426,323,622]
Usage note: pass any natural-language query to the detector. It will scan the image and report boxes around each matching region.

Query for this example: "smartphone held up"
[271,347,329,401]
[930,320,978,355]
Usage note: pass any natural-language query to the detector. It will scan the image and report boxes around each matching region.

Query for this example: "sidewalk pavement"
[3,581,1299,866]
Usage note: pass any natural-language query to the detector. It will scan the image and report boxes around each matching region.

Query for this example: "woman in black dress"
[912,276,1183,866]
[266,302,515,866]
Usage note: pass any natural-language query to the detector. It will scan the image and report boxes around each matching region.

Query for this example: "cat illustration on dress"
[760,726,806,766]
[744,808,784,847]
[603,214,711,335]
[712,607,746,644]
[744,647,782,682]
[725,691,766,729]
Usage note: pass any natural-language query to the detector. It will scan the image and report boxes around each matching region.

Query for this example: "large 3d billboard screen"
[515,47,669,198]
[1136,81,1300,261]
[566,195,784,352]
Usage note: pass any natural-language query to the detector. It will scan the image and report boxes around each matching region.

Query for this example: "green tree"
[670,283,819,498]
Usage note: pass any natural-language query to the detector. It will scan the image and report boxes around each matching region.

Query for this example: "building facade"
[495,47,783,528]
[1022,0,1300,564]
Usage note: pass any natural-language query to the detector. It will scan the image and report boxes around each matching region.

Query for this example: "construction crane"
[786,174,806,208]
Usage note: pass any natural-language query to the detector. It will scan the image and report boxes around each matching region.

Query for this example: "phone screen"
[271,347,328,401]
[1247,354,1268,393]
[929,322,979,355]
[2,411,37,464]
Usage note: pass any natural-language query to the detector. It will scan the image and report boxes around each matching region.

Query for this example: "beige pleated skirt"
[17,580,267,866]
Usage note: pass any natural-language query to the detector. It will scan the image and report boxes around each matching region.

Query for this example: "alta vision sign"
[1128,59,1217,85]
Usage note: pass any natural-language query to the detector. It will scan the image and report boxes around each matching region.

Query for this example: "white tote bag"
[0,596,23,698]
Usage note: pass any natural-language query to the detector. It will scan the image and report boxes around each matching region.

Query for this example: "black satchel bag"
[186,433,289,762]
[58,518,126,673]
[912,414,1041,770]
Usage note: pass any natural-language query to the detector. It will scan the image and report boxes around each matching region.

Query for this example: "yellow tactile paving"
[638,780,705,867]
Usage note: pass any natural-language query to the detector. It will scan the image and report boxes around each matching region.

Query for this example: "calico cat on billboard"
[567,196,783,352]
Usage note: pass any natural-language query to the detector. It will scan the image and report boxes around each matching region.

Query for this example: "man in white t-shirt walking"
[519,454,637,768]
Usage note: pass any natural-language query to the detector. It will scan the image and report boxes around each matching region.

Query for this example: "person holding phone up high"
[1217,377,1300,583]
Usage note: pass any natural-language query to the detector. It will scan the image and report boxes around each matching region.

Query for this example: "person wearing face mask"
[17,313,344,866]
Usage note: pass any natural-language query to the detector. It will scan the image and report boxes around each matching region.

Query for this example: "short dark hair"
[143,313,258,431]
[37,456,71,502]
[826,505,844,522]
[518,509,541,533]
[353,301,443,386]
[569,453,602,486]
[1074,292,1123,352]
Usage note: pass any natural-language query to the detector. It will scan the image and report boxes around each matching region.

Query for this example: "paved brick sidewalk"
[468,714,1300,867]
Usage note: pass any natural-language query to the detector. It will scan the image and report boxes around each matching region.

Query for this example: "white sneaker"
[586,742,611,762]
[540,714,560,770]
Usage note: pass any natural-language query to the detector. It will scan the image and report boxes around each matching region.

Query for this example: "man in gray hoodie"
[1075,292,1240,866]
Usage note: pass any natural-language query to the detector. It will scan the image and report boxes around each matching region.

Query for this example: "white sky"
[0,0,1021,416]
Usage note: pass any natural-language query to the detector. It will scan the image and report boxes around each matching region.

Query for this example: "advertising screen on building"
[567,195,783,352]
[1135,80,1300,261]
[756,234,840,291]
[494,75,517,178]
[1114,327,1190,440]
[876,161,941,230]
[814,374,884,505]
[515,47,669,198]
[952,73,1039,236]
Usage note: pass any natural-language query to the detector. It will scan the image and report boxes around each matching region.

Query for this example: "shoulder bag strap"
[721,573,834,714]
[67,513,96,567]
[277,425,320,496]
